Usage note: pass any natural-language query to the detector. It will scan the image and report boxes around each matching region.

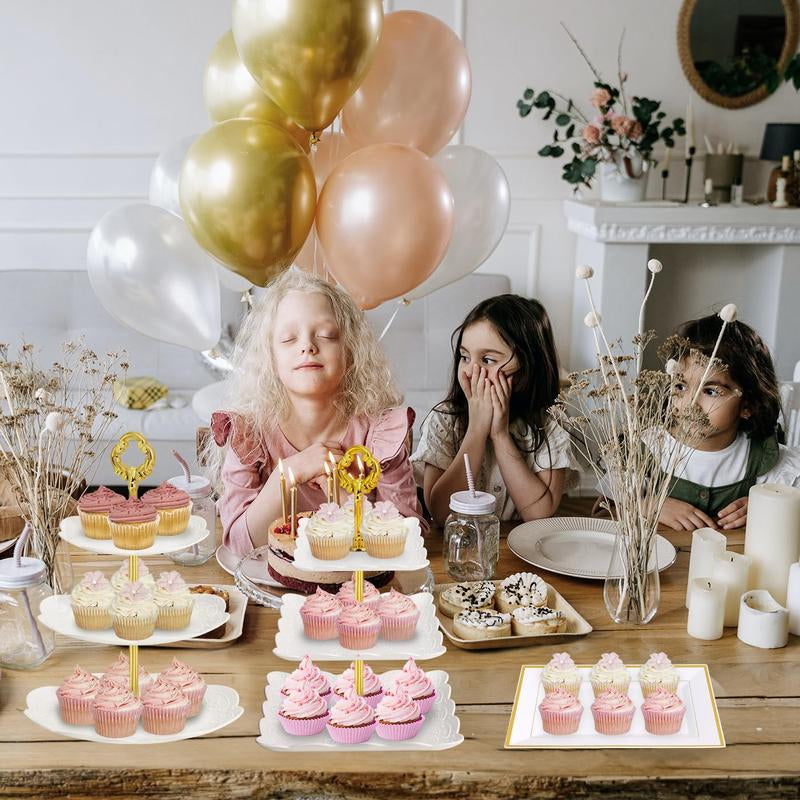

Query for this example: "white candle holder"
[737,590,789,649]
[686,528,727,609]
[786,562,800,636]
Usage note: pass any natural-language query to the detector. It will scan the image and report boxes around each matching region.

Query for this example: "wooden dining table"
[1,496,798,799]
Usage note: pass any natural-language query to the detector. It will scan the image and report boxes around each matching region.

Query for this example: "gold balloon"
[180,119,317,287]
[203,31,310,153]
[232,0,383,133]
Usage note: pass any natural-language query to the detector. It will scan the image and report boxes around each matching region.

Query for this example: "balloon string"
[378,299,408,341]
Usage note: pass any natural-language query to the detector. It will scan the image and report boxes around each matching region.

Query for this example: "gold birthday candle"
[323,461,334,504]
[278,458,287,524]
[287,466,298,538]
[328,451,340,504]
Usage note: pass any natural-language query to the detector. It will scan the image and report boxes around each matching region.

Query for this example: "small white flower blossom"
[719,303,737,323]
[44,412,65,434]
[665,358,679,376]
[584,311,601,328]
[575,265,594,280]
[647,259,663,273]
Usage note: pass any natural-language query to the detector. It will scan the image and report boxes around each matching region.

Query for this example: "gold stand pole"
[354,569,364,695]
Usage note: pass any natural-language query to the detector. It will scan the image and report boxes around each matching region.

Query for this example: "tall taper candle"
[287,466,297,538]
[328,451,340,505]
[686,528,727,608]
[744,484,800,605]
[323,461,334,504]
[278,458,287,524]
[687,578,725,640]
[711,551,752,626]
[685,102,694,157]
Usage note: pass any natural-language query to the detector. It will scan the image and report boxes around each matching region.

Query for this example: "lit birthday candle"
[328,451,340,504]
[278,458,287,524]
[287,466,297,538]
[323,461,334,504]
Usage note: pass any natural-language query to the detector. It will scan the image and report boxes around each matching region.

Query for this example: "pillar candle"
[744,484,800,605]
[786,562,800,636]
[687,578,725,640]
[737,590,789,649]
[686,528,727,608]
[711,551,752,627]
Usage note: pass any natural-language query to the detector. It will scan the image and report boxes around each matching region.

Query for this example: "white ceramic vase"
[598,151,648,203]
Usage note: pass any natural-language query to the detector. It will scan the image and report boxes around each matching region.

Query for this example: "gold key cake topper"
[110,432,155,696]
[336,445,381,552]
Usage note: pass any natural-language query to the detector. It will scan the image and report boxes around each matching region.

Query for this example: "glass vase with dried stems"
[0,340,127,593]
[554,262,737,624]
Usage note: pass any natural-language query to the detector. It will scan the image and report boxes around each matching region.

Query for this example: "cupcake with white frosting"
[305,503,353,560]
[638,652,679,697]
[541,652,581,695]
[110,559,155,592]
[589,652,631,697]
[361,501,408,558]
[111,580,158,640]
[153,570,194,630]
[71,571,114,630]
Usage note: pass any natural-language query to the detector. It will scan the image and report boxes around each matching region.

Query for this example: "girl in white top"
[655,314,800,531]
[412,295,576,523]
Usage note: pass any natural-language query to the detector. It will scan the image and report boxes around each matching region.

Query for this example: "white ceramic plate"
[38,594,229,646]
[293,517,429,572]
[507,517,677,580]
[0,536,18,555]
[216,544,284,588]
[505,664,724,748]
[257,668,463,751]
[24,683,243,744]
[59,515,209,557]
[164,585,247,649]
[274,592,446,661]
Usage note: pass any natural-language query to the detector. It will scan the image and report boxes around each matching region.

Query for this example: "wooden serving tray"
[434,580,592,650]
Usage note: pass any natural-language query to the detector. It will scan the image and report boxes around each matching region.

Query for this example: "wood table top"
[1,497,798,800]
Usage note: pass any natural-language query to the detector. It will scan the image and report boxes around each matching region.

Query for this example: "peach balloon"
[342,11,471,156]
[316,144,454,309]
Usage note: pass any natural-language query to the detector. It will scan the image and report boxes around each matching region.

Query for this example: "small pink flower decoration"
[120,580,151,602]
[372,501,400,521]
[590,87,612,108]
[582,124,601,144]
[646,652,672,670]
[156,571,186,592]
[549,652,576,671]
[82,571,109,590]
[597,652,625,669]
[316,502,345,522]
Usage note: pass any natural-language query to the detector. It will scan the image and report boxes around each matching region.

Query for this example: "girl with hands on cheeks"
[413,295,576,525]
[207,269,424,556]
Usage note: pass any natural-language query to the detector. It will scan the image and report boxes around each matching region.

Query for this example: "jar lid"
[449,490,496,515]
[0,556,47,589]
[167,474,212,498]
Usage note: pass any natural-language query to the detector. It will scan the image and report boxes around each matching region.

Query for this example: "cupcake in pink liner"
[589,652,631,697]
[102,652,153,695]
[376,589,420,641]
[57,665,101,725]
[642,687,686,735]
[386,658,436,714]
[158,658,206,717]
[375,686,424,740]
[337,578,380,610]
[280,655,331,699]
[541,652,582,696]
[326,689,376,744]
[538,688,583,735]
[92,679,143,738]
[638,652,680,698]
[336,603,381,650]
[141,677,191,734]
[299,588,342,640]
[591,689,635,735]
[333,662,384,708]
[278,685,330,736]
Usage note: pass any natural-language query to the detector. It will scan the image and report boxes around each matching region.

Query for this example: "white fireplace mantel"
[564,200,800,379]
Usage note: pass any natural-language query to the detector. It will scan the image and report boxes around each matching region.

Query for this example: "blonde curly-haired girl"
[208,268,423,556]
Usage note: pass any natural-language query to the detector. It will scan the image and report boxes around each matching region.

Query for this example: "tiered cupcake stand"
[24,432,244,743]
[257,445,463,751]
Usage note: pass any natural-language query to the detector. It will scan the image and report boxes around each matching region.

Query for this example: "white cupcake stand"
[24,432,244,744]
[256,445,463,751]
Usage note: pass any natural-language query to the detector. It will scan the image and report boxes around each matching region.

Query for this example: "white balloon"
[149,135,197,216]
[403,145,510,302]
[87,204,222,350]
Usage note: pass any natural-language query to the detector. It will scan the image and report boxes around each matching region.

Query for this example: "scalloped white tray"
[38,594,229,646]
[293,517,429,572]
[257,668,463,751]
[24,683,243,744]
[59,515,209,557]
[273,592,446,661]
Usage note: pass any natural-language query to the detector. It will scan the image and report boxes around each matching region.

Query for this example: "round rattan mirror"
[678,0,799,108]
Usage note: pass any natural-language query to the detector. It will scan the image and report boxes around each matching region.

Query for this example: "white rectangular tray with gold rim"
[505,665,725,749]
[434,580,592,650]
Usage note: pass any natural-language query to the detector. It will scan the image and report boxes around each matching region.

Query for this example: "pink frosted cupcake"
[538,688,583,735]
[591,689,635,735]
[333,662,384,708]
[337,603,381,650]
[280,655,331,699]
[158,658,206,717]
[141,483,191,535]
[300,588,342,640]
[375,686,424,740]
[387,658,436,714]
[642,688,686,735]
[278,685,330,736]
[326,689,376,744]
[92,679,142,738]
[376,589,420,641]
[108,498,159,550]
[57,666,100,725]
[77,486,125,539]
[337,579,380,610]
[141,677,191,735]
[102,652,153,695]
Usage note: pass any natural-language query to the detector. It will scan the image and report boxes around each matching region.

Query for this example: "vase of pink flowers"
[517,27,685,201]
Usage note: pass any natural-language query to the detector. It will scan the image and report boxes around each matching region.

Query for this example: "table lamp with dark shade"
[760,123,800,161]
